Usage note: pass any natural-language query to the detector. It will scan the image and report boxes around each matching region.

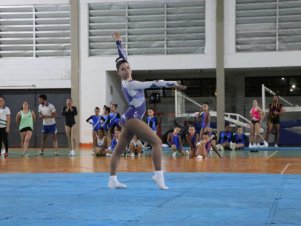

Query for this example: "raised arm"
[113,32,127,60]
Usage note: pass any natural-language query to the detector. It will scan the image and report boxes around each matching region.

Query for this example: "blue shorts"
[42,124,57,134]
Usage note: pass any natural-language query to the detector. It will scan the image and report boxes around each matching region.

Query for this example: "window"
[0,4,70,57]
[245,76,301,97]
[236,0,301,52]
[88,0,205,56]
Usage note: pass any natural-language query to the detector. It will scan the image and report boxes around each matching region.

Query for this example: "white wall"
[0,0,71,89]
[78,0,217,144]
[224,0,301,68]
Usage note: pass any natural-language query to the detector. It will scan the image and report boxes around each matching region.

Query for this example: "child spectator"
[230,127,248,150]
[144,108,158,149]
[167,126,185,157]
[186,125,200,159]
[106,127,121,157]
[195,131,211,159]
[86,107,102,153]
[217,125,233,151]
[129,135,143,157]
[95,128,109,157]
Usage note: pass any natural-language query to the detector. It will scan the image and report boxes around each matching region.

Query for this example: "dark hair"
[0,95,5,100]
[97,128,105,134]
[95,107,100,110]
[39,94,47,101]
[148,108,154,111]
[67,97,72,100]
[115,126,121,132]
[116,57,128,71]
[203,131,210,136]
[104,105,110,113]
[111,103,118,108]
[188,124,195,128]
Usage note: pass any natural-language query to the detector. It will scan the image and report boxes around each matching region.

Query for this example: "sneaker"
[138,153,142,157]
[68,150,75,157]
[108,177,127,189]
[4,152,8,158]
[196,155,203,159]
[274,144,279,148]
[1,149,5,155]
[172,152,177,158]
[22,152,30,157]
[217,144,224,151]
[263,141,269,147]
[130,153,134,157]
[36,151,44,156]
[185,150,189,155]
[249,143,253,148]
[230,142,236,151]
[256,143,260,148]
[106,153,112,157]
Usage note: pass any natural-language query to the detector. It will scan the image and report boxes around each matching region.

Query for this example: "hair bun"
[115,57,127,64]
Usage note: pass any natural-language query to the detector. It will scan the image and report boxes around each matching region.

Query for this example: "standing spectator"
[0,96,10,158]
[16,100,36,157]
[265,95,285,147]
[107,104,121,136]
[62,97,78,156]
[37,95,58,156]
[86,107,102,153]
[144,108,158,149]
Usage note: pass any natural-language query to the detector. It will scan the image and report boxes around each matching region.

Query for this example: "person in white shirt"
[0,96,10,158]
[37,94,58,156]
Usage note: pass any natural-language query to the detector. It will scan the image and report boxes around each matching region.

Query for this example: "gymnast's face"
[188,127,195,135]
[117,62,132,80]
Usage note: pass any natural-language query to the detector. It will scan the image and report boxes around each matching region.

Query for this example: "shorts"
[251,120,260,125]
[268,117,280,125]
[42,124,57,134]
[19,127,33,132]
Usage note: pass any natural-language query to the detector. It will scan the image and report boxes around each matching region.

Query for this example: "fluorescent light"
[292,84,296,89]
[281,77,285,80]
[290,88,293,92]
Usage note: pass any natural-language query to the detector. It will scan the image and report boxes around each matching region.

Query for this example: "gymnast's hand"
[175,84,187,91]
[113,32,122,41]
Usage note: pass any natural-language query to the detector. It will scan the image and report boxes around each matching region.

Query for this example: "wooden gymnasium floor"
[1,148,301,174]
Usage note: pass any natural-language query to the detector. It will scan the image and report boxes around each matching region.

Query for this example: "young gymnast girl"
[108,32,186,190]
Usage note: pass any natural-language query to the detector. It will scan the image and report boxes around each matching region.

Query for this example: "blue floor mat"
[0,173,300,226]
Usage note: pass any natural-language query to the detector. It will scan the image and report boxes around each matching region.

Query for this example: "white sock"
[152,171,169,190]
[108,175,127,189]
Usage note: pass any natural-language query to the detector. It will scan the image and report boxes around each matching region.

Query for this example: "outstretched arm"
[113,32,127,60]
[127,80,186,91]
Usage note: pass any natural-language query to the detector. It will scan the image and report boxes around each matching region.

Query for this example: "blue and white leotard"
[116,40,177,126]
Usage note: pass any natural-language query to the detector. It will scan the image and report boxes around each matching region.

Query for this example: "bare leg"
[65,125,72,150]
[23,131,32,155]
[41,134,47,152]
[71,125,77,150]
[109,119,168,189]
[92,131,97,151]
[250,123,255,145]
[265,122,273,143]
[52,134,58,155]
[20,132,25,150]
[275,124,280,145]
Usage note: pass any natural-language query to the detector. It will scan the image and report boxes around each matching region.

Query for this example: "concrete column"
[70,0,80,147]
[216,0,225,133]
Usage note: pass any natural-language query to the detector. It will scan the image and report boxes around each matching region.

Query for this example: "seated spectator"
[167,126,185,157]
[195,132,212,159]
[129,135,143,157]
[230,127,248,150]
[106,128,121,157]
[217,125,233,150]
[95,129,109,157]
[204,127,223,158]
[186,125,200,159]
